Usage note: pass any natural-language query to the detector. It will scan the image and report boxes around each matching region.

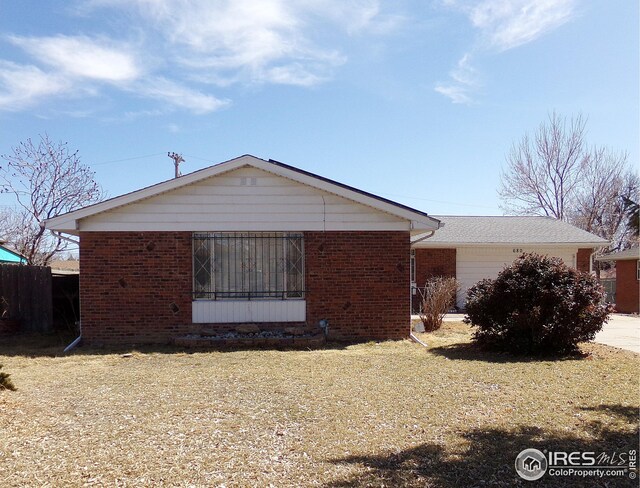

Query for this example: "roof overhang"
[595,253,639,262]
[412,241,607,249]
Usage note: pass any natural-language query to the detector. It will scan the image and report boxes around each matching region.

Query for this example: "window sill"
[192,300,306,323]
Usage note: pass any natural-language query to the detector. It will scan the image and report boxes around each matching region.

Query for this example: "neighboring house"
[596,247,639,314]
[49,259,80,276]
[0,242,26,264]
[411,216,608,309]
[45,155,440,345]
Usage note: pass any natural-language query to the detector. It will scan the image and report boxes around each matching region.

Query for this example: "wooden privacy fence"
[0,264,52,333]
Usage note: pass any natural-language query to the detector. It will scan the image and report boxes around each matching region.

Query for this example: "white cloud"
[8,35,141,82]
[263,64,326,86]
[434,84,471,104]
[302,0,404,35]
[1,0,397,113]
[2,33,229,114]
[132,77,230,114]
[85,0,387,85]
[468,0,576,51]
[435,53,478,104]
[436,0,576,103]
[0,61,71,111]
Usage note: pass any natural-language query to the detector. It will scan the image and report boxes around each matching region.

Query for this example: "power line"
[90,152,497,210]
[92,153,166,166]
[182,154,218,163]
[370,191,498,209]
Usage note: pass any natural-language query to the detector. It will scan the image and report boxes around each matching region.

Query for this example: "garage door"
[456,247,577,309]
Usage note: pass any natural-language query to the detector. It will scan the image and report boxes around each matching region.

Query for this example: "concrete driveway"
[433,313,640,354]
[594,314,640,354]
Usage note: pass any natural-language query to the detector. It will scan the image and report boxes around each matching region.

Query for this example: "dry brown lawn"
[0,323,638,487]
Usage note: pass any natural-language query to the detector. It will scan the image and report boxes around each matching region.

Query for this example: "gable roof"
[412,216,608,247]
[45,154,440,234]
[595,247,639,261]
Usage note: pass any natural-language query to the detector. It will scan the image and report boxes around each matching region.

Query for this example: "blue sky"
[0,0,637,216]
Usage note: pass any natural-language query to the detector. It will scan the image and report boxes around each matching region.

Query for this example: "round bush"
[464,253,613,355]
[0,364,16,391]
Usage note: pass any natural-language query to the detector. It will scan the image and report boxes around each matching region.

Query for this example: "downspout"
[409,332,428,348]
[63,321,82,353]
[63,289,82,352]
[409,223,443,347]
[590,244,610,275]
[49,230,80,246]
[411,230,436,245]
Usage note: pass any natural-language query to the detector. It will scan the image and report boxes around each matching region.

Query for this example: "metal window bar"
[192,232,304,300]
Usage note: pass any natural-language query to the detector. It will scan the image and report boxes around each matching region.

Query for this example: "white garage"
[456,245,577,308]
[412,216,609,309]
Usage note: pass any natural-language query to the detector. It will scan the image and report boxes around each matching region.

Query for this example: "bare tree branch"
[0,134,104,265]
[499,113,637,252]
[499,112,586,219]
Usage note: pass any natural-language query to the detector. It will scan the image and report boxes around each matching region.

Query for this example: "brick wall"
[412,248,456,312]
[80,232,192,344]
[305,231,411,341]
[80,230,411,345]
[615,259,639,313]
[577,248,593,273]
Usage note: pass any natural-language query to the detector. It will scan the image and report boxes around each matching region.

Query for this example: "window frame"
[192,232,305,301]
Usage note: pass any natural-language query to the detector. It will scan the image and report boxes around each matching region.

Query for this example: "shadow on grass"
[0,332,354,358]
[428,342,588,364]
[580,404,638,423]
[325,406,639,487]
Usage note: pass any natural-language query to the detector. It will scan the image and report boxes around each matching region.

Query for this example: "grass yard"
[0,323,638,487]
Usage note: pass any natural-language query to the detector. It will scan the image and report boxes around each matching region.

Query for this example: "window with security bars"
[193,232,305,300]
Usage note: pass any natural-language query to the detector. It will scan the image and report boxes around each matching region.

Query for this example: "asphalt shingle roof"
[413,216,609,245]
[595,247,639,261]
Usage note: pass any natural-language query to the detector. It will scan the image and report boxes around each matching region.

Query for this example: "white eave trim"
[45,155,440,233]
[411,241,607,248]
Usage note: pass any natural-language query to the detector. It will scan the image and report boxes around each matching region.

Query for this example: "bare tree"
[499,112,587,219]
[621,196,639,238]
[500,113,637,251]
[571,148,638,250]
[0,135,104,265]
[417,276,459,332]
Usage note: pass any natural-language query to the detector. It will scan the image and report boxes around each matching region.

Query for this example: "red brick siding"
[412,248,456,312]
[305,231,410,341]
[80,232,192,344]
[615,259,639,313]
[80,230,411,344]
[577,248,593,273]
[414,248,456,284]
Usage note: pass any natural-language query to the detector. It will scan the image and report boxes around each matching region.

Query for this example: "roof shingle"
[413,216,608,245]
[595,247,639,261]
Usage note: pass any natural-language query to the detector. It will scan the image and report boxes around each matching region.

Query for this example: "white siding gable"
[78,166,409,232]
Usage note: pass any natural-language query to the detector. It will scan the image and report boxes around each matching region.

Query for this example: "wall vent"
[240,177,257,186]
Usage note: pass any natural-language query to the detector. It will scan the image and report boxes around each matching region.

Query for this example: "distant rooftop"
[49,259,80,275]
[413,216,609,245]
[595,247,639,261]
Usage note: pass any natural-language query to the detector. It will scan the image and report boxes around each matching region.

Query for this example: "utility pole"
[167,152,185,178]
